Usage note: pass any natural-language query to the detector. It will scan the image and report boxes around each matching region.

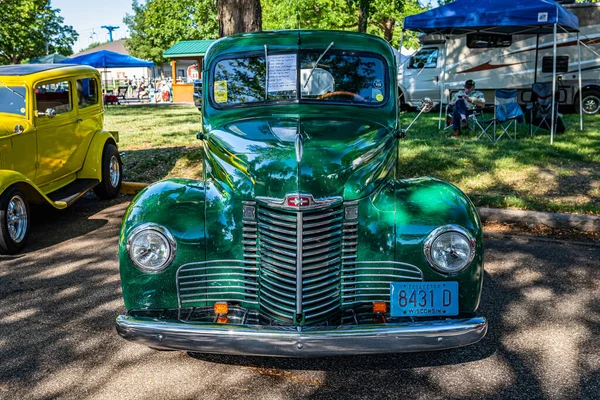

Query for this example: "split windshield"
[0,85,26,116]
[212,51,387,107]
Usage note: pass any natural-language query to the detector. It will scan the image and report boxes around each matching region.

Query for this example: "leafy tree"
[124,0,218,64]
[262,0,357,30]
[81,41,110,52]
[0,0,77,65]
[361,0,424,46]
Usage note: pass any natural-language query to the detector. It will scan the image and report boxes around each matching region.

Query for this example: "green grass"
[105,104,600,215]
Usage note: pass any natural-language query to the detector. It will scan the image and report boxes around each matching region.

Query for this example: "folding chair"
[443,102,489,136]
[527,82,565,136]
[476,89,524,142]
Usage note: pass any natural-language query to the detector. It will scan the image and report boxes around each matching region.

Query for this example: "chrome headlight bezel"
[126,223,177,273]
[423,225,476,274]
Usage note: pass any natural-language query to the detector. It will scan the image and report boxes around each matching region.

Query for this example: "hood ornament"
[295,131,304,163]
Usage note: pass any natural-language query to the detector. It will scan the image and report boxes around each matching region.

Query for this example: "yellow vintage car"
[0,64,122,254]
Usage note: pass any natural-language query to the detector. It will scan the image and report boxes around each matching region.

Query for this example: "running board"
[47,179,100,207]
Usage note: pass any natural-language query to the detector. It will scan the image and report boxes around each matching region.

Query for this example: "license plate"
[390,282,459,317]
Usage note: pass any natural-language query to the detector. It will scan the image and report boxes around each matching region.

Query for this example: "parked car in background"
[116,30,487,357]
[0,64,122,255]
[193,79,202,111]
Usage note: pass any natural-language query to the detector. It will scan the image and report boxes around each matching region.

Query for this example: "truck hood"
[204,116,397,201]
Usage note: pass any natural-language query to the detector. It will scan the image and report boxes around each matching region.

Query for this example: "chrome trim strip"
[115,315,487,357]
[296,210,303,317]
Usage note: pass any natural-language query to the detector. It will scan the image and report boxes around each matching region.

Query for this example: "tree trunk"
[383,18,395,43]
[357,0,369,33]
[218,0,262,37]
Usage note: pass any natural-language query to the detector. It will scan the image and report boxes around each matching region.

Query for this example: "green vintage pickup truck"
[116,30,487,357]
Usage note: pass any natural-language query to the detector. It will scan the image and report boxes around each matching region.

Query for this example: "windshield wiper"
[303,41,334,89]
[0,80,25,99]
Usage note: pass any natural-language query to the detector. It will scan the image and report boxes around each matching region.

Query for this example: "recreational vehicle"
[399,2,600,114]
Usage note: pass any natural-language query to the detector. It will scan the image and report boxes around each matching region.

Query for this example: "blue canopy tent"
[401,0,582,143]
[60,50,154,97]
[60,50,154,68]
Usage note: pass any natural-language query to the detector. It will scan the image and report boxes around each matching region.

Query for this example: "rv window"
[409,48,438,69]
[467,34,512,49]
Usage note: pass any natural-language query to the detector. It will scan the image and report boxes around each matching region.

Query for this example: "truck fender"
[0,170,66,209]
[77,130,119,181]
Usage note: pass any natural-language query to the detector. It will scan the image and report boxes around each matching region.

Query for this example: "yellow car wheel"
[0,186,30,255]
[94,143,123,200]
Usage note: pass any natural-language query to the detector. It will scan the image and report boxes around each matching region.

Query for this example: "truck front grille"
[256,201,343,325]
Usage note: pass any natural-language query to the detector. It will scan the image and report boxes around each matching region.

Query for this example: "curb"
[478,207,600,232]
[120,182,149,195]
[117,184,600,233]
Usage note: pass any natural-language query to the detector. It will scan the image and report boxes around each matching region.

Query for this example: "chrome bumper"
[116,315,487,357]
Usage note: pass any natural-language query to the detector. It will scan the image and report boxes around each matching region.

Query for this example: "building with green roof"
[163,40,215,102]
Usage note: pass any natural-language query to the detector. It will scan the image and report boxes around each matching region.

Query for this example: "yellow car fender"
[77,130,119,181]
[0,170,67,209]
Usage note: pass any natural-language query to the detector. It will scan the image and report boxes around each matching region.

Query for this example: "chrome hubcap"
[109,155,120,188]
[7,195,27,243]
[583,95,600,115]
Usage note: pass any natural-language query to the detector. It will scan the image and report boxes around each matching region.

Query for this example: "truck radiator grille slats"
[256,202,343,324]
[175,198,425,326]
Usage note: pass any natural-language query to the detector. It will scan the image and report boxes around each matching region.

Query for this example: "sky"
[52,0,143,53]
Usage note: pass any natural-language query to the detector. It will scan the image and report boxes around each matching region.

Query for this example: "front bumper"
[116,315,487,357]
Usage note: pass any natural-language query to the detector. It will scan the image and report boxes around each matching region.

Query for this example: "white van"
[398,2,600,114]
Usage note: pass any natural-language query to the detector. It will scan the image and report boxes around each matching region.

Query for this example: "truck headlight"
[424,225,475,273]
[127,223,177,272]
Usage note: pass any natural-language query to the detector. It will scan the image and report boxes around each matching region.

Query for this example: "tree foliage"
[0,0,77,65]
[124,0,218,64]
[262,0,357,30]
[124,0,428,63]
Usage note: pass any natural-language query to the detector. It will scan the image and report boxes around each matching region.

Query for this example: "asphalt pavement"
[0,195,598,400]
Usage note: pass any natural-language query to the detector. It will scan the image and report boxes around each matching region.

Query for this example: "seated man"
[447,79,485,136]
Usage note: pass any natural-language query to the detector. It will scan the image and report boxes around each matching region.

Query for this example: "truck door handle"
[76,118,83,122]
[435,76,439,83]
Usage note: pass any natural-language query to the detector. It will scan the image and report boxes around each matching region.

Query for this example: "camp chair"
[527,82,565,136]
[475,90,524,142]
[443,102,488,136]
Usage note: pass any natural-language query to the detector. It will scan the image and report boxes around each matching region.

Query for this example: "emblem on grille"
[287,195,311,207]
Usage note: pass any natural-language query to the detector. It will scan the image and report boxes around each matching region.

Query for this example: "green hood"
[204,116,397,201]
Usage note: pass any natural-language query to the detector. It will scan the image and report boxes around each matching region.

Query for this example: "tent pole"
[534,34,539,84]
[438,40,447,129]
[577,33,583,131]
[398,28,405,131]
[551,22,557,145]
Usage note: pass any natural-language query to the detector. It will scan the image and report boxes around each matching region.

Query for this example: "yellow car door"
[0,84,37,180]
[33,78,79,187]
[71,76,103,172]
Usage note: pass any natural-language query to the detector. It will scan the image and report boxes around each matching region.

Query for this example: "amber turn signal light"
[372,302,387,313]
[214,302,228,315]
[216,316,228,324]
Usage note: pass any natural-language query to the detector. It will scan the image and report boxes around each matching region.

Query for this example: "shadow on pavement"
[0,202,599,399]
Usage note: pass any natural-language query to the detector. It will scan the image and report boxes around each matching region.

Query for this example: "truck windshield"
[0,86,26,115]
[212,51,387,107]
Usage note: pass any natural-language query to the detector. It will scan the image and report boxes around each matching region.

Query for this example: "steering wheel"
[317,91,366,102]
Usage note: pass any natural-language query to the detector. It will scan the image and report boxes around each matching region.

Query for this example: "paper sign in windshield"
[267,54,297,93]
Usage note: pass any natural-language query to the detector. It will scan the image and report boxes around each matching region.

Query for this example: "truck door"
[403,47,441,105]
